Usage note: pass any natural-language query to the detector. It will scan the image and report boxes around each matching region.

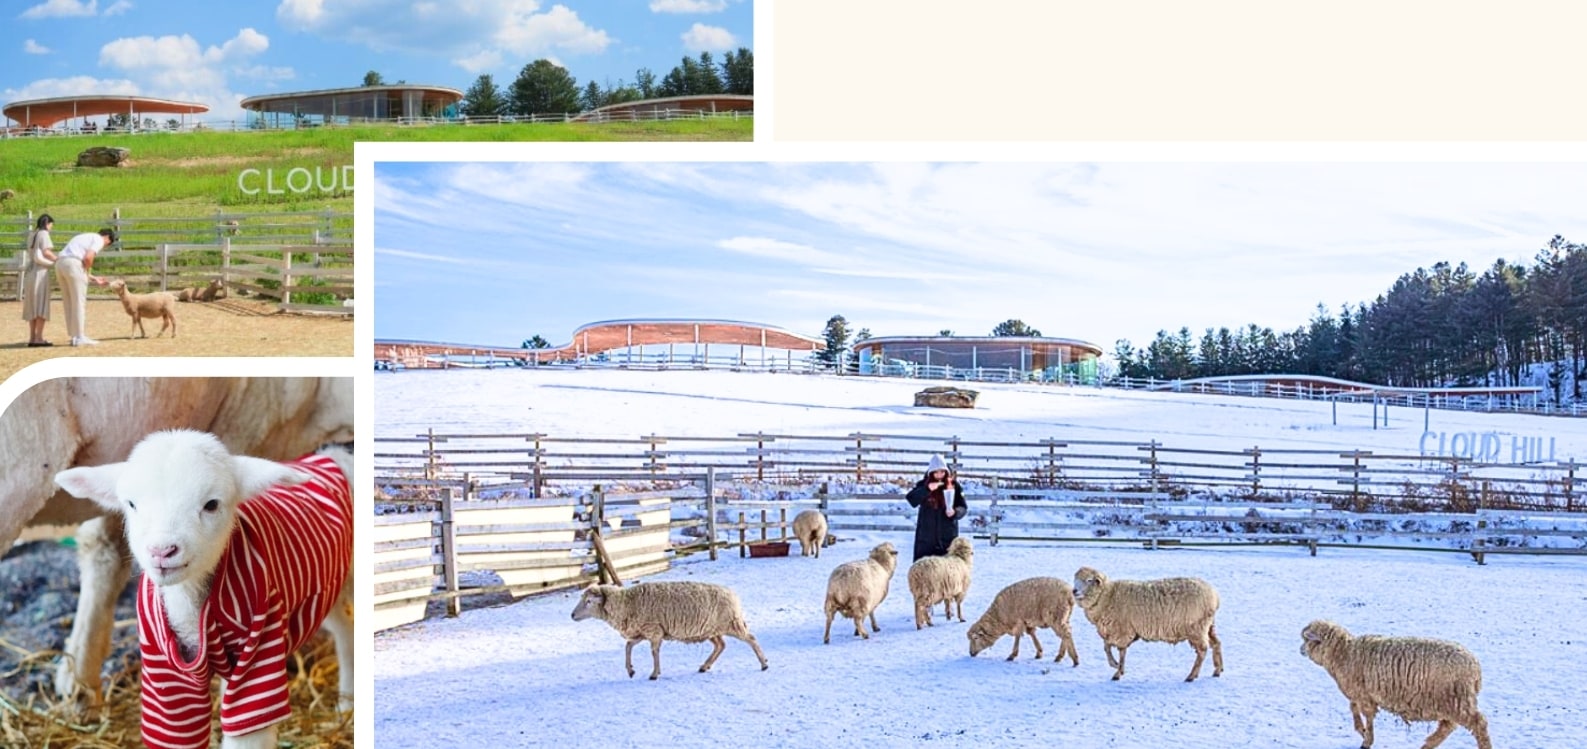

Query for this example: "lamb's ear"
[54,463,128,512]
[230,455,311,499]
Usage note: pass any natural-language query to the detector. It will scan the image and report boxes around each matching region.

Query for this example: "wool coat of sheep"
[792,509,828,558]
[967,576,1079,665]
[907,536,973,628]
[572,581,768,679]
[823,542,898,643]
[1073,567,1223,682]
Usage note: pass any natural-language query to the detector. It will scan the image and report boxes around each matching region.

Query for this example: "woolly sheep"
[1072,566,1223,682]
[967,576,1079,665]
[107,278,177,338]
[907,536,974,629]
[199,278,227,302]
[792,509,828,558]
[571,581,769,680]
[1301,620,1491,749]
[55,430,354,749]
[822,541,899,643]
[176,285,203,302]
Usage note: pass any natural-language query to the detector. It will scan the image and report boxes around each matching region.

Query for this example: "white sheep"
[822,541,899,643]
[571,581,769,680]
[199,278,226,302]
[907,535,974,629]
[1301,620,1492,749]
[175,285,203,302]
[107,278,177,338]
[55,430,354,749]
[967,576,1079,665]
[792,509,828,558]
[1072,566,1223,682]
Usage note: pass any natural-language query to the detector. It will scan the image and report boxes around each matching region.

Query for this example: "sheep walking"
[822,541,899,643]
[107,278,177,338]
[967,576,1079,665]
[55,430,354,749]
[907,536,974,629]
[1072,566,1223,682]
[571,581,768,680]
[1301,620,1492,749]
[792,509,828,558]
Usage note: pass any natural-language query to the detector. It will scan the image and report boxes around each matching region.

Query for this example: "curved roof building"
[240,84,463,125]
[854,335,1104,382]
[375,318,824,369]
[3,95,209,128]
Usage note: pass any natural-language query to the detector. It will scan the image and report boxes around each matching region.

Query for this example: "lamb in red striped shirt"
[56,429,354,749]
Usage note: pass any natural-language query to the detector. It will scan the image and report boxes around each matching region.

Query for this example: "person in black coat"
[906,454,967,562]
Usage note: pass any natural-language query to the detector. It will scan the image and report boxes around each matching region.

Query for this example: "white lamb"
[55,430,354,749]
[571,581,769,680]
[907,536,974,629]
[967,576,1079,665]
[792,509,828,558]
[1301,620,1492,749]
[822,541,899,643]
[1072,566,1223,682]
[107,278,177,338]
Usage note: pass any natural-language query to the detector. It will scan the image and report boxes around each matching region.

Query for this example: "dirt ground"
[0,298,353,379]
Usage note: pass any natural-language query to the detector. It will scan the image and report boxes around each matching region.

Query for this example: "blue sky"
[5,0,751,122]
[372,161,1587,353]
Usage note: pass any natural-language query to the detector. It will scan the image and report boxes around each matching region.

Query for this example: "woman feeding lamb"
[905,454,968,562]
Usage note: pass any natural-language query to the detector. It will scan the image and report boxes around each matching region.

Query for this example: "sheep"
[175,285,203,302]
[967,576,1079,666]
[0,188,14,202]
[822,541,899,643]
[54,430,354,749]
[1072,566,1223,682]
[907,535,974,629]
[107,278,177,338]
[0,377,352,710]
[198,278,226,301]
[792,509,828,558]
[571,581,768,680]
[1301,620,1492,749]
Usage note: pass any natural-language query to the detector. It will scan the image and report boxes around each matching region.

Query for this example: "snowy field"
[373,370,1587,748]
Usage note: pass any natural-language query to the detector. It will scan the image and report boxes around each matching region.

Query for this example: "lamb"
[107,278,177,338]
[792,509,828,558]
[54,430,354,749]
[967,576,1079,666]
[907,535,974,629]
[1072,566,1223,682]
[1301,620,1492,749]
[571,581,768,680]
[198,278,226,301]
[176,285,203,302]
[822,541,899,643]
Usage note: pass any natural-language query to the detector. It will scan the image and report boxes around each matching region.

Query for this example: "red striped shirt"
[136,454,352,749]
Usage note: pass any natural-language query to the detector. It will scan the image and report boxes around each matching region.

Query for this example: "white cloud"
[649,0,727,12]
[681,23,736,51]
[19,0,96,19]
[275,0,611,73]
[23,39,51,54]
[103,0,132,15]
[4,75,140,101]
[88,29,269,120]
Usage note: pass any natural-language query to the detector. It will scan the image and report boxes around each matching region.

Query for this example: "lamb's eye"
[126,500,136,511]
[202,499,220,513]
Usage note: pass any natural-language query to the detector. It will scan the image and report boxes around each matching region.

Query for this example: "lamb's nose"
[148,544,179,561]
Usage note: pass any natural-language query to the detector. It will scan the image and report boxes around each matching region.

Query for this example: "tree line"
[1113,236,1587,403]
[430,48,753,118]
[815,316,1043,368]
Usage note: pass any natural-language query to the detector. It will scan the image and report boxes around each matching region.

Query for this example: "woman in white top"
[21,213,58,346]
[54,228,113,346]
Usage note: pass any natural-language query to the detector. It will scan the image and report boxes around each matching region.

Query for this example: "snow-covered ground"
[373,369,1587,748]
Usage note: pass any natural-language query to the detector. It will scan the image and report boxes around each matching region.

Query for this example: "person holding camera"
[906,454,968,561]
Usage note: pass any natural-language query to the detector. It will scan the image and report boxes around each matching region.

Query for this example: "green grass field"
[0,117,752,215]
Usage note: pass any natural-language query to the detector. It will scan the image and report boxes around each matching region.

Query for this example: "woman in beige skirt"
[21,213,57,347]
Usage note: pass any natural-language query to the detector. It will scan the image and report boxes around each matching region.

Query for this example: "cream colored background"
[772,0,1587,141]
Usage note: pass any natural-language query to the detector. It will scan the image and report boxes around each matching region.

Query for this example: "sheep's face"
[1300,620,1345,663]
[948,537,974,560]
[967,624,996,657]
[107,279,126,294]
[1072,567,1106,608]
[571,586,612,621]
[54,429,310,588]
[869,542,899,571]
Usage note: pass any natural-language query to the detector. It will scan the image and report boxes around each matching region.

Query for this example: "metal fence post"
[440,486,460,617]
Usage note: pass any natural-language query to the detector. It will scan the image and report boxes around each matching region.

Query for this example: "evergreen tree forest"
[459,48,753,118]
[1112,236,1587,403]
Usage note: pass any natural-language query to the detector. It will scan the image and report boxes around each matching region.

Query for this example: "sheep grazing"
[571,581,768,680]
[907,535,974,629]
[107,278,177,338]
[54,430,354,749]
[1072,566,1223,682]
[1301,620,1492,749]
[792,509,828,558]
[967,576,1079,665]
[822,541,899,643]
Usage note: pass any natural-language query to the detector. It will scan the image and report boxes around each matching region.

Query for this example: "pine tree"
[582,81,605,111]
[991,319,1041,337]
[460,74,507,118]
[509,59,582,116]
[819,315,850,370]
[720,47,753,94]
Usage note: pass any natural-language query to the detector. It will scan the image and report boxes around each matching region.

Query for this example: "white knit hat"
[926,454,948,473]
